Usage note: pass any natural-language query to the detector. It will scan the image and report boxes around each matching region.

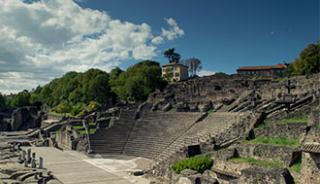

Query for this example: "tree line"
[0,60,167,116]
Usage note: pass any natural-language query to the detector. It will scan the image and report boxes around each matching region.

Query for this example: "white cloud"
[0,0,184,94]
[161,18,185,40]
[198,70,216,77]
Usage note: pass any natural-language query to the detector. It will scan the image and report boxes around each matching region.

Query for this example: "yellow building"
[162,62,189,82]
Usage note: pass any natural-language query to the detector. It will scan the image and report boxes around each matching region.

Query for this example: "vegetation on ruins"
[229,157,283,168]
[171,155,213,174]
[285,42,320,76]
[3,60,166,116]
[279,116,308,124]
[290,157,302,173]
[243,136,299,148]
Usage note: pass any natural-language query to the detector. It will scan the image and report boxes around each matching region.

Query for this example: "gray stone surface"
[25,147,149,184]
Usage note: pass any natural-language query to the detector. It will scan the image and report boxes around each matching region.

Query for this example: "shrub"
[171,155,213,174]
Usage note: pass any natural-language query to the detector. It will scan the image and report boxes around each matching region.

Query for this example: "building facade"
[162,62,189,82]
[237,64,287,77]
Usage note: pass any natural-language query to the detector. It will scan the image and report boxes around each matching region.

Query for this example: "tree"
[10,90,31,108]
[110,67,123,80]
[184,57,202,77]
[110,60,167,102]
[285,42,320,76]
[164,48,181,63]
[0,93,5,109]
[53,101,72,114]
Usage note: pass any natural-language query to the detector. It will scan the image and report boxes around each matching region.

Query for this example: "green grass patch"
[77,129,87,135]
[229,157,283,168]
[72,125,84,130]
[255,123,267,129]
[207,108,214,115]
[290,156,302,173]
[243,136,299,148]
[290,162,301,173]
[278,116,308,124]
[88,129,96,134]
[171,155,213,174]
[88,122,96,126]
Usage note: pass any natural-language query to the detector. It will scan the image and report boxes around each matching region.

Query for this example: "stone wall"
[258,74,320,101]
[10,106,42,131]
[147,73,320,113]
[254,123,307,139]
[235,144,297,166]
[148,75,267,111]
[301,152,320,184]
[238,168,294,184]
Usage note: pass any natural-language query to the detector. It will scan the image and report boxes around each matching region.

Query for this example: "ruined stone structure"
[1,73,318,184]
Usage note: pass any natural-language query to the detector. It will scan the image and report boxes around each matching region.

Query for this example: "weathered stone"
[180,169,197,176]
[176,102,189,112]
[239,167,294,184]
[162,103,172,112]
[177,177,193,184]
[198,102,212,112]
[11,106,41,131]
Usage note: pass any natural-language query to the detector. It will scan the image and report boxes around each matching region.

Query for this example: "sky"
[0,0,319,94]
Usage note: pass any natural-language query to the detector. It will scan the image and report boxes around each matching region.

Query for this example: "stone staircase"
[89,110,136,155]
[122,112,203,159]
[154,112,247,164]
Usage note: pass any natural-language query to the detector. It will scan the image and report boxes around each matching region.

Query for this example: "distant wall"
[254,123,307,139]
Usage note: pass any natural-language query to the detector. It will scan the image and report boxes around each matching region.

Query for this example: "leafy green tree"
[10,90,31,108]
[164,48,181,63]
[110,67,123,80]
[110,60,167,102]
[53,101,72,114]
[286,42,320,76]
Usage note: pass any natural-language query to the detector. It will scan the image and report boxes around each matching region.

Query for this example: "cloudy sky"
[0,0,319,94]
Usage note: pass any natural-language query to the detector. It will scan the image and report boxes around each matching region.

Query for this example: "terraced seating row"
[89,111,203,158]
[154,112,246,163]
[89,110,136,155]
[122,112,203,159]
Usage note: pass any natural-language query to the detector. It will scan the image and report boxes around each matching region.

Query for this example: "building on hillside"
[236,64,287,77]
[162,62,189,82]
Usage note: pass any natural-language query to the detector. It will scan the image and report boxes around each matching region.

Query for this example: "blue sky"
[80,0,319,74]
[0,0,318,94]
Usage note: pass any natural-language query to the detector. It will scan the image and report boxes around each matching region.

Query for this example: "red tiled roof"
[237,64,287,71]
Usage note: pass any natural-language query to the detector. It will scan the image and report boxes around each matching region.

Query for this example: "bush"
[171,155,213,174]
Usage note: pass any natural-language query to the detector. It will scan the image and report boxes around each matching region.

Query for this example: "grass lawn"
[229,157,283,168]
[243,136,299,148]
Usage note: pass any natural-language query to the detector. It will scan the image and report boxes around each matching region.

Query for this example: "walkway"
[26,147,151,184]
